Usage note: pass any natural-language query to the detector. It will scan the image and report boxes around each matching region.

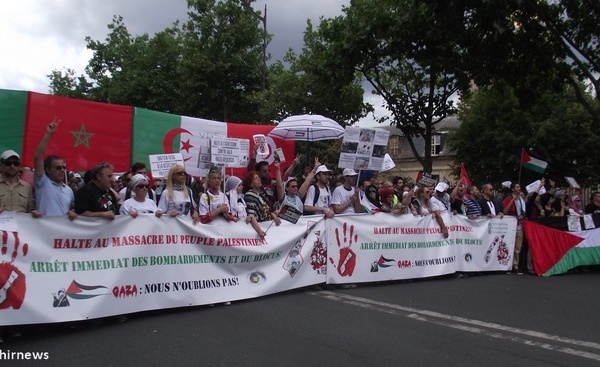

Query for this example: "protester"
[157,164,199,223]
[225,175,247,220]
[585,192,600,214]
[463,185,483,219]
[479,183,503,217]
[247,146,282,211]
[120,162,155,203]
[303,164,335,218]
[331,169,364,214]
[569,194,584,216]
[411,185,433,216]
[503,183,527,274]
[199,166,235,223]
[119,174,162,218]
[429,181,451,238]
[74,162,119,219]
[276,158,316,214]
[243,171,281,238]
[31,117,76,219]
[0,150,34,213]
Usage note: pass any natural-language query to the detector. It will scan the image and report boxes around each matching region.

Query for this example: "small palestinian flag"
[66,280,109,299]
[521,149,548,174]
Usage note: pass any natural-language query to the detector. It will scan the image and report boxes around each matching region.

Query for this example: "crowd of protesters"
[2,117,599,250]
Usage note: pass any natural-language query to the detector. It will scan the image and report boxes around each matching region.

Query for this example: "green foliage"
[316,0,467,172]
[449,81,600,186]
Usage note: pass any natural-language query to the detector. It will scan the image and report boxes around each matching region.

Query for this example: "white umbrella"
[268,114,345,142]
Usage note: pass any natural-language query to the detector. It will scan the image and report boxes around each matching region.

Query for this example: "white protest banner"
[149,153,184,178]
[326,213,516,284]
[1,214,326,326]
[210,137,250,168]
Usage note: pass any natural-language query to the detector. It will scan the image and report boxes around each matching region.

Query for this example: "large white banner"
[0,214,326,325]
[326,213,517,284]
[1,213,516,325]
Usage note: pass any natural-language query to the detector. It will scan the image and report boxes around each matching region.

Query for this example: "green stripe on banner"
[543,246,600,277]
[0,89,28,154]
[132,107,181,170]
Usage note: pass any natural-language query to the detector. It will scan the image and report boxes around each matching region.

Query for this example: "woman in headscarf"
[120,174,162,218]
[225,175,247,221]
[157,164,199,223]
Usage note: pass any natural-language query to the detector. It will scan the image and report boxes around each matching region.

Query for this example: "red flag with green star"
[22,92,133,172]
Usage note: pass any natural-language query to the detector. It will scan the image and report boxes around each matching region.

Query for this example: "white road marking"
[309,290,600,362]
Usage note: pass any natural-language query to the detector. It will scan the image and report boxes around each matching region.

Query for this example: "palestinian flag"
[377,255,395,268]
[521,148,547,174]
[65,280,109,299]
[523,220,600,276]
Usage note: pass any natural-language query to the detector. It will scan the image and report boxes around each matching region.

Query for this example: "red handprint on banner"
[0,230,29,310]
[328,222,358,277]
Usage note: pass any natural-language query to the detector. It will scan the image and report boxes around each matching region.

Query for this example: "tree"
[449,80,600,186]
[48,0,268,122]
[315,0,469,172]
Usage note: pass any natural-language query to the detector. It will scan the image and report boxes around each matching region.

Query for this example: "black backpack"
[304,183,329,215]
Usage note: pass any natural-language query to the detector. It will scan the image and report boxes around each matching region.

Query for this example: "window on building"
[388,137,400,157]
[431,135,441,156]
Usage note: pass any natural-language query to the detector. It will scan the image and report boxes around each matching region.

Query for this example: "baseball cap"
[1,150,20,161]
[435,181,449,192]
[315,165,332,174]
[343,168,358,176]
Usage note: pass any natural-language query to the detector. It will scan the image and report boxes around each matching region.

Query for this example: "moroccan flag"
[523,220,600,276]
[132,107,295,178]
[521,148,547,174]
[22,92,133,172]
[0,89,28,155]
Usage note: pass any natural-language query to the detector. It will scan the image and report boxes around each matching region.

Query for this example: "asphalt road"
[2,270,600,367]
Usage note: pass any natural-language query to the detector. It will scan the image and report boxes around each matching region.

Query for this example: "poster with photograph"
[338,127,390,170]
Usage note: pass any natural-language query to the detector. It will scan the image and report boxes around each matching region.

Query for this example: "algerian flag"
[132,107,295,178]
[521,149,547,174]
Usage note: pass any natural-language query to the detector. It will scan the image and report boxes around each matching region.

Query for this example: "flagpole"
[518,148,524,185]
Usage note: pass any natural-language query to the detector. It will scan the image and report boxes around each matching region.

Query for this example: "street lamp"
[242,1,268,90]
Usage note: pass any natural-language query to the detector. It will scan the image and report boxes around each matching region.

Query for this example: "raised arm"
[298,157,319,198]
[34,117,60,178]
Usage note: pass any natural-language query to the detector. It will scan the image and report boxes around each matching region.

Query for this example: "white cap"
[501,181,512,189]
[315,165,332,174]
[343,168,358,176]
[435,181,449,192]
[1,150,20,160]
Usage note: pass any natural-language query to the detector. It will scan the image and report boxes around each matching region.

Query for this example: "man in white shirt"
[429,181,451,238]
[331,169,364,215]
[303,165,334,218]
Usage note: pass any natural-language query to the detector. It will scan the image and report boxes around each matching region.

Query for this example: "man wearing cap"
[0,150,34,213]
[304,164,335,218]
[32,118,76,219]
[331,168,364,215]
[430,181,451,238]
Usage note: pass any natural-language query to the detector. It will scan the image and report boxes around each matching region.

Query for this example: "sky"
[0,0,384,126]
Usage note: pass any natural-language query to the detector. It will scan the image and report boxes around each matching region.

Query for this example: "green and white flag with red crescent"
[132,107,295,178]
[521,148,548,174]
[523,220,600,276]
